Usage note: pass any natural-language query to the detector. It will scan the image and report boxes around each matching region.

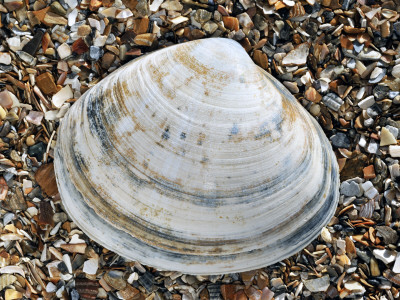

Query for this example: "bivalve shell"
[54,38,339,274]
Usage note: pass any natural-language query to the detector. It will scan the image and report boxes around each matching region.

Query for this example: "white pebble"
[127,272,139,284]
[393,253,400,273]
[7,37,21,52]
[373,249,397,264]
[46,282,57,293]
[63,254,73,273]
[320,227,332,243]
[66,0,78,8]
[52,85,73,108]
[26,207,38,217]
[358,95,375,109]
[83,258,99,275]
[50,222,62,236]
[57,43,72,59]
[0,52,12,65]
[367,140,379,154]
[358,135,367,148]
[344,281,365,294]
[389,145,400,157]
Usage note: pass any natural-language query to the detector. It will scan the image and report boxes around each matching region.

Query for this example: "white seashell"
[54,38,339,274]
[0,274,17,292]
[0,266,25,277]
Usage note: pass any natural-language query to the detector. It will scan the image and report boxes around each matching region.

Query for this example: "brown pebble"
[223,16,239,31]
[72,38,89,54]
[239,38,252,52]
[133,16,149,34]
[221,284,236,300]
[363,165,376,180]
[61,243,87,254]
[305,87,322,103]
[38,201,55,227]
[233,290,248,300]
[118,285,140,299]
[36,72,58,95]
[75,278,99,300]
[35,162,59,197]
[0,177,8,201]
[43,12,68,25]
[26,135,36,146]
[101,52,116,69]
[134,33,156,46]
[77,25,92,36]
[253,50,268,69]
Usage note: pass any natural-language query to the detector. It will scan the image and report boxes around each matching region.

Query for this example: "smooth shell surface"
[54,38,339,274]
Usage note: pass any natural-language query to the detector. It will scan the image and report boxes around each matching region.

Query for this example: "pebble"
[89,46,103,60]
[104,270,127,290]
[330,132,350,148]
[223,16,239,31]
[160,0,183,11]
[77,25,91,36]
[322,93,343,111]
[362,181,378,199]
[134,33,157,46]
[282,43,309,66]
[320,227,332,243]
[340,181,361,197]
[370,258,380,276]
[358,95,375,109]
[367,140,379,154]
[138,272,156,292]
[357,49,382,61]
[393,253,400,273]
[386,125,399,139]
[57,43,72,59]
[303,275,330,292]
[344,281,365,294]
[380,127,397,146]
[0,53,12,65]
[28,142,46,161]
[389,145,400,157]
[369,67,386,84]
[82,258,99,275]
[203,21,218,34]
[373,249,397,265]
[194,9,212,23]
[52,85,73,108]
[270,277,284,288]
[22,30,45,56]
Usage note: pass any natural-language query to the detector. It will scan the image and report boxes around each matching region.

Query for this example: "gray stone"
[340,181,361,197]
[322,93,343,111]
[373,85,390,100]
[330,132,350,148]
[358,96,375,109]
[89,46,103,60]
[369,67,386,84]
[394,21,400,36]
[386,125,399,139]
[193,9,212,24]
[367,140,379,154]
[304,275,330,292]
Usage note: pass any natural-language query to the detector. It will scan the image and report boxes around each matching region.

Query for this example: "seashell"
[54,38,339,274]
[0,274,17,292]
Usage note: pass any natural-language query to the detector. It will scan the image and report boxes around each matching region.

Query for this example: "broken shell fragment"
[54,38,339,274]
